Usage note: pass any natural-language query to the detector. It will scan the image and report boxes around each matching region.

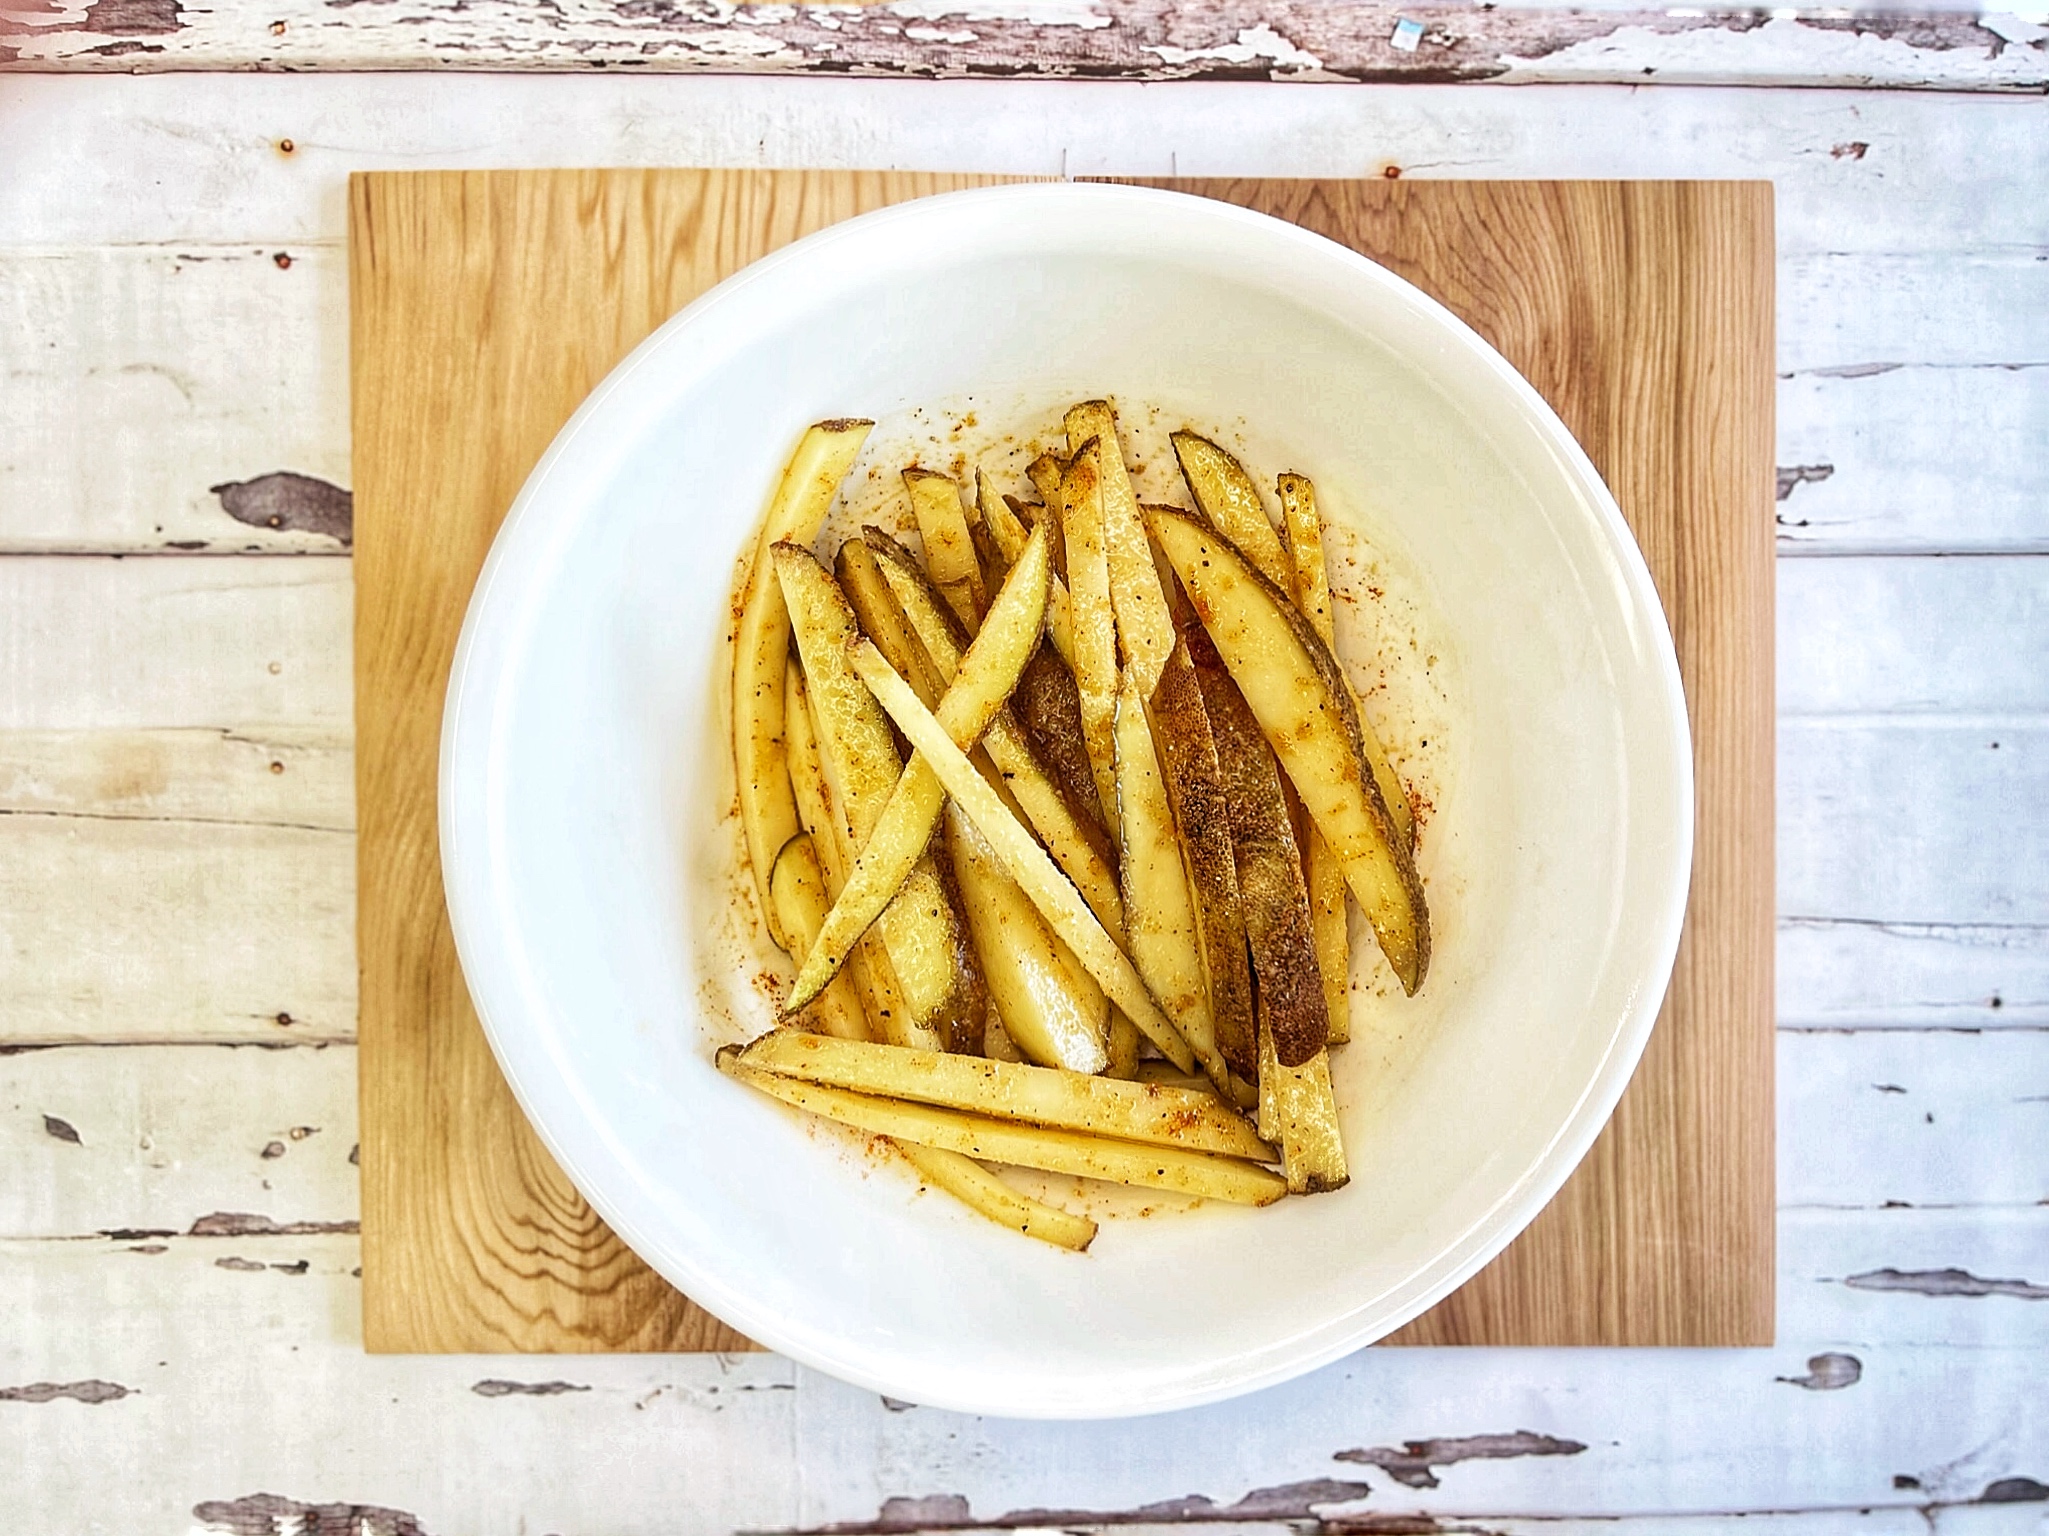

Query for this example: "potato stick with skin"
[1171,431,1293,591]
[1151,508,1430,993]
[905,468,987,628]
[946,803,1110,1074]
[893,1140,1097,1251]
[1027,450,1066,509]
[866,531,1122,932]
[737,1030,1271,1159]
[850,637,1197,1074]
[786,658,930,1049]
[785,525,1052,1016]
[1067,400,1176,698]
[1011,647,1109,837]
[722,1059,1285,1206]
[982,475,1077,667]
[1278,472,1412,851]
[786,671,1095,1241]
[776,543,988,1049]
[733,418,872,950]
[1194,637,1329,1068]
[1114,669,1230,1094]
[1055,440,1123,844]
[769,836,873,1043]
[1145,638,1258,1078]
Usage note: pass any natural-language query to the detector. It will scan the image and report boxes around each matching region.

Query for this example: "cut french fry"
[1144,639,1257,1078]
[1114,668,1231,1094]
[905,468,988,628]
[983,475,1078,668]
[786,657,930,1049]
[850,637,1197,1074]
[769,835,873,1044]
[1151,507,1430,994]
[1054,440,1123,842]
[1026,450,1066,509]
[732,418,872,949]
[723,1058,1285,1206]
[1012,647,1109,836]
[1104,1014,1141,1079]
[893,1140,1097,1251]
[867,531,1123,935]
[1267,1033,1349,1194]
[1067,400,1176,697]
[785,525,1052,1016]
[946,802,1111,1075]
[775,543,987,1047]
[738,1027,1270,1160]
[1194,641,1329,1068]
[1171,430,1293,592]
[1277,471,1413,851]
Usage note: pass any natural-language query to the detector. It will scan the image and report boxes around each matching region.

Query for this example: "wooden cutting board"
[351,170,1774,1355]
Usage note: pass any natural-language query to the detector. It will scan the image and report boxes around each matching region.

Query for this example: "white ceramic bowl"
[441,183,1692,1419]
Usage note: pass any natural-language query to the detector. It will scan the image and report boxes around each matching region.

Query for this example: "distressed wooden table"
[1,10,2046,1531]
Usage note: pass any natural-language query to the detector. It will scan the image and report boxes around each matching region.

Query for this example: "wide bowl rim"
[439,180,1695,1418]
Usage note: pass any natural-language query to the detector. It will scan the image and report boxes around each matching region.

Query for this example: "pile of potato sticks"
[726,403,1429,1250]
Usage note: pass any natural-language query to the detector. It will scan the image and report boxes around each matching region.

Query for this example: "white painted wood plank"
[0,1229,2042,1530]
[1779,253,2049,376]
[1779,1029,2049,1210]
[0,245,350,555]
[0,726,352,829]
[1,252,2043,556]
[0,814,353,1044]
[1781,720,2046,929]
[1780,916,2049,1028]
[9,1028,2037,1243]
[0,718,2032,1043]
[0,1235,802,1536]
[6,0,2045,89]
[1777,366,2049,556]
[1780,557,2049,716]
[791,1277,2049,1526]
[2,76,2044,255]
[0,556,351,729]
[1,1043,359,1238]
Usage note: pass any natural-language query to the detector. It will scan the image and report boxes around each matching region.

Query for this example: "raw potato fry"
[775,544,988,1048]
[769,835,873,1044]
[1193,640,1329,1068]
[786,526,1052,1016]
[737,1029,1270,1160]
[850,637,1197,1074]
[733,418,872,949]
[1277,472,1413,850]
[1055,440,1123,842]
[1145,639,1258,1078]
[1104,1015,1141,1080]
[983,476,1078,669]
[1012,648,1108,836]
[786,658,931,1049]
[905,468,988,627]
[946,803,1110,1074]
[893,1140,1097,1251]
[1067,400,1176,696]
[1171,430,1293,591]
[722,1059,1285,1206]
[867,531,1123,934]
[1150,508,1430,994]
[1113,669,1231,1094]
[1027,450,1066,509]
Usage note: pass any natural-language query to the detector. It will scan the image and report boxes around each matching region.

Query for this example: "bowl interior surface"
[442,184,1692,1418]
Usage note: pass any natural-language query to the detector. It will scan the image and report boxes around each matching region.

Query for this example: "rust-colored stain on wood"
[351,170,1773,1353]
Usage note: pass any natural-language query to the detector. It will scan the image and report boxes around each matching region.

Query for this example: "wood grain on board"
[351,170,1773,1353]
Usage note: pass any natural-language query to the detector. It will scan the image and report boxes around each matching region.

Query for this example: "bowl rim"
[440,180,1695,1418]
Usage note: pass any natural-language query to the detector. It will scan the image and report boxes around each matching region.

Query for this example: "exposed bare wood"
[4,0,2044,90]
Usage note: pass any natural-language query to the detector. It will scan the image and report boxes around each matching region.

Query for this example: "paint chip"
[0,1380,133,1404]
[42,1115,82,1146]
[1389,16,1424,50]
[1336,1430,1587,1489]
[1776,1351,1862,1390]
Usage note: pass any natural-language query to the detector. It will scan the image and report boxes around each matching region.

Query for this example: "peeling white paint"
[886,0,1110,31]
[903,25,978,43]
[1146,23,1326,70]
